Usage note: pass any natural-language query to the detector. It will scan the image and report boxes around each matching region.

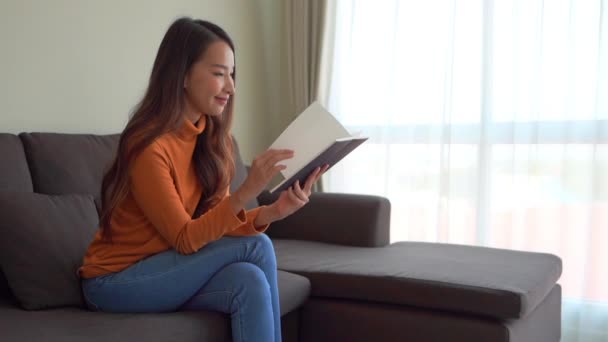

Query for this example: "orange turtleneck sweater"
[79,117,269,279]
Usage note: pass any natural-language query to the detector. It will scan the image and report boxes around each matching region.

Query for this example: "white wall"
[0,0,283,162]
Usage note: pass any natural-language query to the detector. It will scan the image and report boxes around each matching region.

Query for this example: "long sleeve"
[80,118,277,279]
[226,207,270,236]
[222,187,271,236]
[130,141,260,254]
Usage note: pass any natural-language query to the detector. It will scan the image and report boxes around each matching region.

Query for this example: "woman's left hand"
[270,164,329,221]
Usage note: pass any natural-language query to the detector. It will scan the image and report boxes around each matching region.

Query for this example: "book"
[268,101,368,193]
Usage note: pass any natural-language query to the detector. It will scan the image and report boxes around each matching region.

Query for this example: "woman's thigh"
[180,261,271,313]
[82,234,272,313]
[179,262,274,342]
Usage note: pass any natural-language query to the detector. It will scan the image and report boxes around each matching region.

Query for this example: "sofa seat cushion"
[0,299,231,342]
[273,239,562,320]
[277,270,311,316]
[0,270,308,342]
[0,192,98,310]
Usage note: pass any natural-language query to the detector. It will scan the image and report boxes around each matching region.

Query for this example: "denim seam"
[235,293,244,342]
[188,289,246,341]
[81,287,100,311]
[102,242,252,285]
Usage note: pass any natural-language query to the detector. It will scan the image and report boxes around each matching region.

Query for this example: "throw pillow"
[0,192,98,310]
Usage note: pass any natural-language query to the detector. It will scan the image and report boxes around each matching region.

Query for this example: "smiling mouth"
[215,97,228,104]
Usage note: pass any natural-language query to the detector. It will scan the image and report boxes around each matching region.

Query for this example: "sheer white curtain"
[324,0,607,340]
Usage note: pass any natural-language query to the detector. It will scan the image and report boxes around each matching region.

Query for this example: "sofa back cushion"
[19,133,257,208]
[1,132,255,307]
[0,133,34,301]
[0,192,99,310]
[19,133,120,198]
[0,134,33,192]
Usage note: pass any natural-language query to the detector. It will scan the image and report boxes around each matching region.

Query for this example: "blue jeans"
[81,234,282,342]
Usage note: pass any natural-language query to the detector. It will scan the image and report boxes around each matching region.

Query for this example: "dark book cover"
[270,136,368,193]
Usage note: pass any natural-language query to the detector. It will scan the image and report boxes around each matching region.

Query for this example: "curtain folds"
[284,0,335,192]
[323,1,608,341]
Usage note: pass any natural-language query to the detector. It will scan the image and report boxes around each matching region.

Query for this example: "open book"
[268,101,368,193]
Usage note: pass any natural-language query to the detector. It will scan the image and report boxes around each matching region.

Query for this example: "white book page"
[268,101,351,179]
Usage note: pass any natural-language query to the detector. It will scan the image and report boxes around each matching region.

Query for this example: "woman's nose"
[225,77,235,95]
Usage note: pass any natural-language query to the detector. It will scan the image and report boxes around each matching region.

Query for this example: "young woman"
[78,17,327,342]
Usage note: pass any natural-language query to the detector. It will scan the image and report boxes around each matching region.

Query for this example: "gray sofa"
[0,131,562,342]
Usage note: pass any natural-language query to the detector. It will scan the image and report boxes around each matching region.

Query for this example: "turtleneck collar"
[175,115,206,141]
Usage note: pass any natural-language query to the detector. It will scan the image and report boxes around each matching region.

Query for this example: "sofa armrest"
[258,191,391,247]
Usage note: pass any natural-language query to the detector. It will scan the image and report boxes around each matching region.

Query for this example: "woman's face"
[183,40,235,120]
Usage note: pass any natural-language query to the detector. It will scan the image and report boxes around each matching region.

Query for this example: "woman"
[78,17,327,342]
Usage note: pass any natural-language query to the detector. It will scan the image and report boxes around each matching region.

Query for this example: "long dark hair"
[99,17,236,241]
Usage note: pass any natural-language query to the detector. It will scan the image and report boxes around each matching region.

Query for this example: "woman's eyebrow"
[211,64,234,71]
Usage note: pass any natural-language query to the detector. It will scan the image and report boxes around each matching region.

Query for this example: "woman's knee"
[227,262,271,297]
[251,233,275,256]
[180,262,270,314]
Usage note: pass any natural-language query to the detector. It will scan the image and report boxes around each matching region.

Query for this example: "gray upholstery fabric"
[299,285,561,342]
[0,299,231,342]
[230,138,259,210]
[0,134,33,192]
[261,192,391,247]
[0,270,307,342]
[280,309,300,342]
[19,133,255,208]
[277,270,310,316]
[0,133,32,301]
[300,298,508,342]
[273,239,562,319]
[0,192,98,310]
[506,285,562,342]
[19,133,119,197]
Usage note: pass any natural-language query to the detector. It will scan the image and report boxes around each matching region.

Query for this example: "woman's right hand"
[231,149,295,209]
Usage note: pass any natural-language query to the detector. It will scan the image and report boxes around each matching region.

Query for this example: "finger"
[257,150,293,171]
[262,149,293,161]
[261,148,293,158]
[264,150,295,169]
[293,180,310,202]
[303,167,320,193]
[257,154,291,179]
[271,164,287,175]
[321,164,330,174]
[252,149,273,167]
[316,164,330,181]
[254,149,293,168]
[287,187,306,206]
[260,164,287,183]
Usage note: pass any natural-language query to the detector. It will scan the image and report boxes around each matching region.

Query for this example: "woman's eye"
[214,72,224,77]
